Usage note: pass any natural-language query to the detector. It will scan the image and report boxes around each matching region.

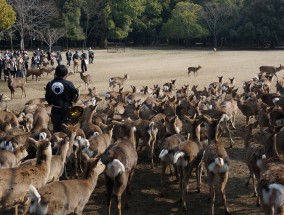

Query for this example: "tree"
[235,0,284,47]
[161,2,208,45]
[201,1,234,48]
[81,0,98,47]
[35,28,67,49]
[8,0,57,50]
[61,0,85,42]
[0,0,16,29]
[131,0,163,44]
[107,0,144,40]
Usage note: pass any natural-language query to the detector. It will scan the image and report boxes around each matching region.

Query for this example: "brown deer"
[259,64,284,79]
[187,65,202,77]
[7,76,26,100]
[109,74,129,90]
[257,133,284,215]
[202,114,230,215]
[28,154,105,215]
[101,126,137,215]
[79,71,93,89]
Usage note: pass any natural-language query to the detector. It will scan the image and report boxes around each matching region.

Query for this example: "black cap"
[55,65,68,78]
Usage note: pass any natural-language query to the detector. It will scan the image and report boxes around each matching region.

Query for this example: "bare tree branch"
[202,2,233,48]
[35,28,67,49]
[8,0,58,49]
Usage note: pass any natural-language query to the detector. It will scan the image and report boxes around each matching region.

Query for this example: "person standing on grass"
[80,50,88,72]
[56,51,62,66]
[72,51,80,73]
[88,47,94,64]
[0,52,3,79]
[66,49,72,66]
[45,65,79,132]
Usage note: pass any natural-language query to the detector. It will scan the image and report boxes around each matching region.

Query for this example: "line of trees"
[0,0,284,50]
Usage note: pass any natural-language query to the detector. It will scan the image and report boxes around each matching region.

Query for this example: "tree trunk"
[20,37,25,50]
[214,34,218,48]
[9,34,13,51]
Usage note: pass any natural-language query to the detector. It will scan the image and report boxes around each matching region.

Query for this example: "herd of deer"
[0,63,284,215]
[3,64,97,101]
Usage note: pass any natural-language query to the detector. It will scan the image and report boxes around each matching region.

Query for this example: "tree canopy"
[0,0,16,29]
[161,2,208,41]
[1,0,284,49]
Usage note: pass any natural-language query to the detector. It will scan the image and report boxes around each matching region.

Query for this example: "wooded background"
[1,0,284,50]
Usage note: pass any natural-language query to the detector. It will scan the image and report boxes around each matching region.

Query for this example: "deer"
[20,136,70,183]
[0,93,10,110]
[101,125,138,215]
[222,77,235,93]
[259,64,284,79]
[79,71,93,89]
[187,65,202,77]
[26,67,45,81]
[257,132,284,215]
[7,76,26,100]
[202,114,230,215]
[0,138,52,215]
[163,79,176,91]
[28,154,105,215]
[172,115,206,211]
[209,76,224,96]
[41,66,55,77]
[234,123,264,207]
[0,145,28,168]
[109,74,129,90]
[158,134,185,196]
[30,106,50,134]
[83,125,113,158]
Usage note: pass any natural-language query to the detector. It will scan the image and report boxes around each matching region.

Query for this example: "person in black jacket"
[66,49,72,66]
[80,50,87,72]
[45,65,79,132]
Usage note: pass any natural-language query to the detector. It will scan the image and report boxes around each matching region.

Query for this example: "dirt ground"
[1,47,284,215]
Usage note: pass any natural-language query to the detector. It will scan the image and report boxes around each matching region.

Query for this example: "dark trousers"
[89,56,94,64]
[81,60,87,72]
[51,107,69,132]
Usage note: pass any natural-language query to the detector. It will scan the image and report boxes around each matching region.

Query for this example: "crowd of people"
[0,47,95,80]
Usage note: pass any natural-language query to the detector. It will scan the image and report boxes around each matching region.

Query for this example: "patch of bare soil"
[1,47,282,214]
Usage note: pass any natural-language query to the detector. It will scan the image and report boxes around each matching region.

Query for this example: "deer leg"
[245,171,252,187]
[251,173,258,197]
[181,172,188,211]
[181,165,194,211]
[74,154,79,178]
[150,139,155,169]
[207,172,216,215]
[116,174,127,211]
[209,183,215,215]
[232,113,237,130]
[220,172,230,214]
[105,176,114,215]
[196,163,202,193]
[115,194,122,215]
[160,162,167,196]
[126,170,135,196]
[78,150,83,173]
[246,116,250,125]
[15,204,18,215]
[225,123,234,148]
[174,164,180,182]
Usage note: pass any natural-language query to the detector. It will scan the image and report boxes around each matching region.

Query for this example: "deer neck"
[265,134,280,160]
[129,127,136,148]
[276,66,283,72]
